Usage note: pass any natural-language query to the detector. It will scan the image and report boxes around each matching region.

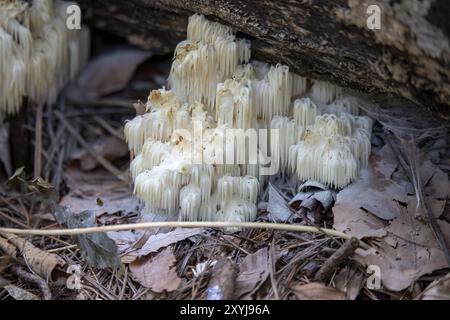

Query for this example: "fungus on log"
[124,14,373,227]
[79,0,450,120]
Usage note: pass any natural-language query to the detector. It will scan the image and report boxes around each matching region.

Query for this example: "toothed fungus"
[125,14,373,228]
[0,0,89,115]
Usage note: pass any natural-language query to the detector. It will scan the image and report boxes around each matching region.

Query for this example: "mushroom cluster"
[124,14,373,224]
[0,0,89,115]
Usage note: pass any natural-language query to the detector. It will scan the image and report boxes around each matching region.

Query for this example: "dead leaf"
[0,233,65,281]
[133,101,146,116]
[4,285,40,300]
[60,167,141,221]
[106,231,139,254]
[0,256,15,274]
[69,136,128,171]
[267,184,292,222]
[333,149,410,238]
[234,247,286,299]
[129,247,181,292]
[354,198,450,291]
[333,144,450,291]
[234,248,270,299]
[0,275,10,287]
[420,273,450,300]
[55,207,120,269]
[334,266,365,300]
[67,49,153,102]
[0,235,18,258]
[110,228,204,263]
[291,282,346,300]
[206,258,237,300]
[423,162,450,199]
[60,194,140,217]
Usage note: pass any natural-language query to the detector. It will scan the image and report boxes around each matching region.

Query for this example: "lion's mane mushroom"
[124,14,374,227]
[0,0,89,115]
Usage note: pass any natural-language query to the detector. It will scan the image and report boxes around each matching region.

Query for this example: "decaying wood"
[79,0,450,119]
[314,237,360,282]
[10,265,52,300]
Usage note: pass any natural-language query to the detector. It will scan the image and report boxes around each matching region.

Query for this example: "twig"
[0,221,369,249]
[119,267,128,300]
[93,116,125,140]
[314,237,360,282]
[10,265,52,300]
[54,111,126,181]
[33,103,43,178]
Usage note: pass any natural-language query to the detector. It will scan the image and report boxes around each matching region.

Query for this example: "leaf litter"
[1,47,450,300]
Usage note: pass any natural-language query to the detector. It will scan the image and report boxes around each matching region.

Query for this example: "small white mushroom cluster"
[125,88,258,224]
[125,14,373,225]
[0,0,89,115]
[168,14,251,110]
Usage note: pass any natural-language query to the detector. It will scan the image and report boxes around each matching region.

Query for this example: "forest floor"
[0,39,449,301]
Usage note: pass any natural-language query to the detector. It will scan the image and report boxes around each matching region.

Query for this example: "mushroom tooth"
[130,154,145,180]
[293,97,318,128]
[271,116,298,172]
[291,73,307,97]
[124,115,145,155]
[355,115,373,136]
[233,63,255,81]
[141,140,172,170]
[187,14,233,44]
[179,184,202,221]
[239,176,259,203]
[134,167,182,213]
[310,80,343,106]
[222,198,257,232]
[216,78,254,129]
[352,128,371,168]
[324,95,361,116]
[252,63,293,121]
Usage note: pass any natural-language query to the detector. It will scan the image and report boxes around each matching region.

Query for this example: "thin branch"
[314,237,360,282]
[0,221,369,249]
[54,111,127,181]
[10,265,52,300]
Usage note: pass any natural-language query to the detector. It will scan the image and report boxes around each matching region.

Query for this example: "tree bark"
[79,0,450,119]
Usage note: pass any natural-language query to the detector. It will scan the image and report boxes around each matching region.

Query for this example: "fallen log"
[79,0,450,119]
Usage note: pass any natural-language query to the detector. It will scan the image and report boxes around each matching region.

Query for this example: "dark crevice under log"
[79,0,450,120]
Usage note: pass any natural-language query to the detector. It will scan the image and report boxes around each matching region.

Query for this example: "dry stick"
[118,267,128,300]
[0,221,369,248]
[93,116,125,140]
[314,237,360,282]
[33,103,43,178]
[10,265,52,300]
[54,111,126,181]
[386,132,450,266]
